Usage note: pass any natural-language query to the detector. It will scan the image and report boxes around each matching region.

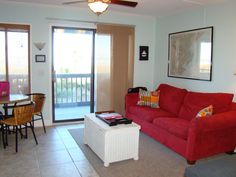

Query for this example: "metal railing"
[0,74,28,94]
[1,74,91,108]
[54,73,91,107]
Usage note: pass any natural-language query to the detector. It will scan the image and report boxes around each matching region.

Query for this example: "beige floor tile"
[35,139,66,152]
[37,132,61,142]
[56,130,73,137]
[0,148,37,164]
[68,147,87,162]
[37,149,73,167]
[0,124,100,177]
[75,160,99,177]
[40,162,82,177]
[35,126,57,134]
[0,150,40,177]
[63,139,79,149]
[55,124,84,130]
[57,132,73,140]
[0,136,38,152]
[0,167,41,177]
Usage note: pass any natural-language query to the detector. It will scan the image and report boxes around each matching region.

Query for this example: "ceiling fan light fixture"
[88,0,110,15]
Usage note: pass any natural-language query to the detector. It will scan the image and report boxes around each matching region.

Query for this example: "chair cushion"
[128,105,176,122]
[179,92,234,120]
[157,84,188,115]
[153,117,190,140]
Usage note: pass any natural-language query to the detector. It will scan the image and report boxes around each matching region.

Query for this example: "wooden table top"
[0,94,29,104]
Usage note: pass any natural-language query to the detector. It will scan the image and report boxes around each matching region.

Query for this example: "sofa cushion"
[179,92,234,120]
[153,117,190,140]
[157,84,188,115]
[128,105,176,122]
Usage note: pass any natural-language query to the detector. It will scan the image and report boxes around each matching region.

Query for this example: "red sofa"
[125,84,236,164]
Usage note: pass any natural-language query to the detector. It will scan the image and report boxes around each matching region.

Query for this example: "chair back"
[28,93,45,114]
[13,102,34,125]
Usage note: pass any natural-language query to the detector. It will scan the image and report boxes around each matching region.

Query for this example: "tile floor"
[55,106,90,121]
[0,123,100,177]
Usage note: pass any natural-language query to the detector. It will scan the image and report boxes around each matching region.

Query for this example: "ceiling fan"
[62,0,138,15]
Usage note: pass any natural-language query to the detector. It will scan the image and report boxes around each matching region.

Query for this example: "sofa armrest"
[125,93,139,112]
[186,111,236,161]
[190,111,236,132]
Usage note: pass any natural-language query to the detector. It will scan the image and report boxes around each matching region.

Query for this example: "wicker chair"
[0,111,3,147]
[26,93,46,133]
[0,111,3,119]
[0,101,38,152]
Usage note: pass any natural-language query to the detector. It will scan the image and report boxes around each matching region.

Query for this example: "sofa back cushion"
[179,92,234,120]
[157,84,188,115]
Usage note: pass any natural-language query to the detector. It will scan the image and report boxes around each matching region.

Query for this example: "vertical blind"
[96,24,134,115]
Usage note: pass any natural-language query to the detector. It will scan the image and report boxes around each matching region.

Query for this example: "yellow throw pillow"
[137,89,160,108]
[196,105,213,118]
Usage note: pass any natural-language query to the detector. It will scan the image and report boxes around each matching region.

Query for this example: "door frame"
[51,26,95,123]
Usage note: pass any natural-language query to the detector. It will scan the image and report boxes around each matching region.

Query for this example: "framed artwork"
[35,55,46,62]
[139,46,149,61]
[168,27,213,81]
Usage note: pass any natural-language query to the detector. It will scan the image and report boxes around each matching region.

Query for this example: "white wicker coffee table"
[84,113,140,167]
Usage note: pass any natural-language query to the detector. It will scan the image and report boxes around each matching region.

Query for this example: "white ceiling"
[0,0,230,17]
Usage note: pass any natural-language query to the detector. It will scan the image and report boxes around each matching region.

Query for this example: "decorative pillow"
[196,105,213,118]
[137,89,160,108]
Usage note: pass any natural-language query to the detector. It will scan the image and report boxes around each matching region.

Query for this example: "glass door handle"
[52,70,57,83]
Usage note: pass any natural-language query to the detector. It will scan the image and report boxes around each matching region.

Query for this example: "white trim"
[46,17,97,29]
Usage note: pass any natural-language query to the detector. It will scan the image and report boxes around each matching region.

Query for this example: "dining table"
[0,94,30,115]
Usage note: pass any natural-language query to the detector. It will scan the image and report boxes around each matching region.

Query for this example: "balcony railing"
[1,74,91,108]
[0,74,28,94]
[54,73,91,107]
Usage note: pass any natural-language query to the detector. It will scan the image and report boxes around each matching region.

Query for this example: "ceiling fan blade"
[110,0,138,7]
[62,0,86,5]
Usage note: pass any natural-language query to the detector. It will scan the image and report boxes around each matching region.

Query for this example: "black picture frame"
[35,55,46,62]
[139,46,149,61]
[168,26,213,81]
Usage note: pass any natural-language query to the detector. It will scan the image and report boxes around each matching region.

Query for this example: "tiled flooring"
[0,124,100,177]
[55,106,90,121]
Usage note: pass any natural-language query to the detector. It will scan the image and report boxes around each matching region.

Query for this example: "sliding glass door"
[52,26,95,122]
[94,34,112,112]
[51,24,134,122]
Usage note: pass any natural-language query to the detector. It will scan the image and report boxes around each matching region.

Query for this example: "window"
[200,42,211,73]
[0,24,30,94]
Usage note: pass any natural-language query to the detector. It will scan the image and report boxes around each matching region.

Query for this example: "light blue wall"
[154,1,236,98]
[0,2,156,125]
[3,1,236,124]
